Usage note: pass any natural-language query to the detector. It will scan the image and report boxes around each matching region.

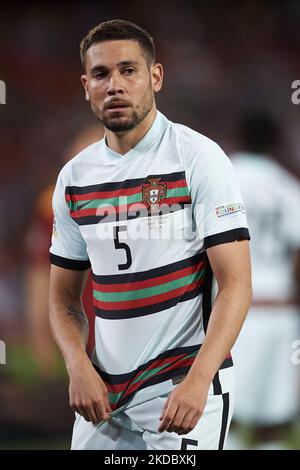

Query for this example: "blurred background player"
[229,111,300,449]
[25,123,104,378]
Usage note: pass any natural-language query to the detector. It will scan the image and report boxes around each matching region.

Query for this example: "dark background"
[0,0,299,449]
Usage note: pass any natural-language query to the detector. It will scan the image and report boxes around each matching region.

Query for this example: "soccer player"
[231,112,300,449]
[49,20,252,450]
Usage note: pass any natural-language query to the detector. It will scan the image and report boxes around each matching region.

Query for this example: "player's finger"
[94,401,110,422]
[83,403,99,425]
[175,410,195,434]
[167,406,187,433]
[72,405,84,419]
[159,394,170,420]
[158,399,178,433]
[93,403,106,423]
[104,394,113,414]
[189,411,202,431]
[77,406,91,423]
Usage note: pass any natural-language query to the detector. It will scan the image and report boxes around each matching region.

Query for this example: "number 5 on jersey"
[113,225,132,271]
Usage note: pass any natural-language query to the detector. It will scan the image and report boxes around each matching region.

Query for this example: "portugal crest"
[142,177,167,214]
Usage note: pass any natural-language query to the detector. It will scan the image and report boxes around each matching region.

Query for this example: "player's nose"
[107,73,124,96]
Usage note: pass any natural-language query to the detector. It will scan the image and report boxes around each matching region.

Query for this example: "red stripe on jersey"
[93,277,204,311]
[69,196,191,219]
[65,179,188,202]
[93,261,205,293]
[105,353,188,394]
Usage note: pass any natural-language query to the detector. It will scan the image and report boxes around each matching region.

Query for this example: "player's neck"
[105,107,157,155]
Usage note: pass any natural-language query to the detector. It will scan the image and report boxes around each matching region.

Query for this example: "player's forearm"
[49,294,90,374]
[186,279,252,385]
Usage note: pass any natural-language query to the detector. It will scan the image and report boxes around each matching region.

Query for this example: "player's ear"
[151,63,163,93]
[81,75,90,102]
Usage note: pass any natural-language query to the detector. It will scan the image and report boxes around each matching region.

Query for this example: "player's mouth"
[105,101,130,112]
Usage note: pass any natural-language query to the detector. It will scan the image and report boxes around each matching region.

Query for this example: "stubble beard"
[92,89,154,133]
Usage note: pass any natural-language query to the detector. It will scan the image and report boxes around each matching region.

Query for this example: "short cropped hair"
[80,19,155,69]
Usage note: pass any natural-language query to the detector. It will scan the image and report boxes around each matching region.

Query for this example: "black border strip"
[202,254,213,334]
[212,372,222,395]
[221,357,233,369]
[204,228,250,250]
[218,392,230,450]
[66,171,187,195]
[93,252,205,284]
[50,253,90,271]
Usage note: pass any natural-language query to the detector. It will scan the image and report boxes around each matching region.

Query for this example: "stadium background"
[0,0,299,449]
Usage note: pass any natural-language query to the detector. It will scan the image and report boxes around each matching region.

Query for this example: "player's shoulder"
[58,139,104,182]
[170,120,228,171]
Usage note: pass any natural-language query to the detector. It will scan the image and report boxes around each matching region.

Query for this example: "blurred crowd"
[0,0,300,449]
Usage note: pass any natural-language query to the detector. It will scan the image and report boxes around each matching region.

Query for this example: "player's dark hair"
[237,111,281,154]
[80,19,155,70]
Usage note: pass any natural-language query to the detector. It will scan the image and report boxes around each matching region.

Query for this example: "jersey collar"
[102,110,169,160]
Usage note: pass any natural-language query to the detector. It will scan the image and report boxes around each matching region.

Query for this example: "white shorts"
[232,306,300,425]
[71,390,234,450]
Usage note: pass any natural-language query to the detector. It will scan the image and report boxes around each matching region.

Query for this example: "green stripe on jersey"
[108,390,123,404]
[93,269,205,302]
[132,364,172,384]
[67,187,189,212]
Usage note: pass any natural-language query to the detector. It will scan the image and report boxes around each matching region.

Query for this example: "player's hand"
[158,376,210,435]
[68,358,112,425]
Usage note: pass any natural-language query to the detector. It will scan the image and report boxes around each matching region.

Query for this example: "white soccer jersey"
[50,111,249,411]
[231,152,300,304]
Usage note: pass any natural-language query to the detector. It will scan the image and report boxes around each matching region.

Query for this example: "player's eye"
[94,71,108,79]
[123,68,135,75]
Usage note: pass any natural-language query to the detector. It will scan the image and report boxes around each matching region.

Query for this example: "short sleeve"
[50,171,90,270]
[191,152,250,250]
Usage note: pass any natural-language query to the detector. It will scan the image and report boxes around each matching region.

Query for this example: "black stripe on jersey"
[212,372,222,395]
[117,364,233,409]
[50,253,91,270]
[202,255,233,394]
[220,357,233,369]
[117,366,194,409]
[93,252,205,284]
[202,254,213,334]
[94,282,204,319]
[204,227,250,250]
[218,393,230,450]
[66,171,187,195]
[93,346,232,386]
[72,202,188,225]
[94,345,201,385]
